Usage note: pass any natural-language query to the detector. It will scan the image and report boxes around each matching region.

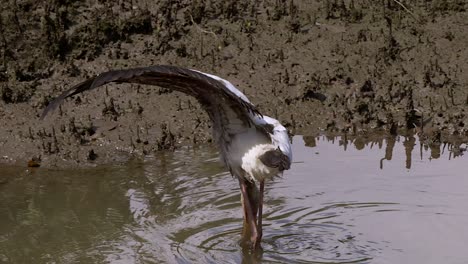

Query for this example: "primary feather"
[41,65,292,180]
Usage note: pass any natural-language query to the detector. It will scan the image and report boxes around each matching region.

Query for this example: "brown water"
[1,135,467,264]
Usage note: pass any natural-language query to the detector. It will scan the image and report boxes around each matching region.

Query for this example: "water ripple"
[2,136,468,263]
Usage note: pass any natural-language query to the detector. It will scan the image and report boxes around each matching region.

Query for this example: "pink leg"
[239,179,258,245]
[253,180,264,249]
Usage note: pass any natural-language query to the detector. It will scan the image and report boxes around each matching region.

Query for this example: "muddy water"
[1,135,467,264]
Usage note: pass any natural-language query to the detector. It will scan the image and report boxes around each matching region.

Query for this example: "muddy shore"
[1,1,467,167]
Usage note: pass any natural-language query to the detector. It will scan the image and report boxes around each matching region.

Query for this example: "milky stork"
[41,65,292,249]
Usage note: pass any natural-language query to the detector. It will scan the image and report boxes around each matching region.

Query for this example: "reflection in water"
[1,136,468,263]
[306,133,466,170]
[380,136,396,169]
[403,136,416,169]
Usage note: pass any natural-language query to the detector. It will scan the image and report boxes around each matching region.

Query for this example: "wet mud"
[0,0,467,167]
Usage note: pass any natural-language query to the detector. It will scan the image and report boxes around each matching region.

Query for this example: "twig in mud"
[28,127,34,140]
[443,96,449,110]
[136,125,141,144]
[413,108,423,133]
[189,14,217,40]
[391,0,421,22]
[448,86,456,106]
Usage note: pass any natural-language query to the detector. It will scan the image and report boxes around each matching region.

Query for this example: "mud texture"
[1,0,467,167]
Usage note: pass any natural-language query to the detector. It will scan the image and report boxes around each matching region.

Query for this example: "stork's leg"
[239,179,258,247]
[253,180,265,249]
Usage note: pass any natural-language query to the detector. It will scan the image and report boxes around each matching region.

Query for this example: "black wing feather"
[40,65,268,171]
[41,65,261,121]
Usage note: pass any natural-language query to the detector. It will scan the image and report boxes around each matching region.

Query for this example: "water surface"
[1,135,467,263]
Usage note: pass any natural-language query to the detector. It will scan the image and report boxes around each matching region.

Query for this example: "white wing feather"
[197,70,292,163]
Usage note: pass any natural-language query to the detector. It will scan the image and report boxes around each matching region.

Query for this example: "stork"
[41,65,292,249]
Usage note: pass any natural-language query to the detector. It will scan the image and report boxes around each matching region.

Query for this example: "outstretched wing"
[41,65,269,162]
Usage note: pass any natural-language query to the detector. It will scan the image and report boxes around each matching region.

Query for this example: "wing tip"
[39,99,60,120]
[38,77,98,121]
[39,110,48,120]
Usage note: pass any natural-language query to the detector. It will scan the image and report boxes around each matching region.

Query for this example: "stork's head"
[241,144,291,183]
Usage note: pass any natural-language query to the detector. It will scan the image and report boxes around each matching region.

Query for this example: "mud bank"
[1,0,467,167]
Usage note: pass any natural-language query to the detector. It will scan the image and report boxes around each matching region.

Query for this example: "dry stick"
[0,18,8,68]
[200,34,204,58]
[189,14,217,40]
[449,86,456,106]
[189,15,219,59]
[392,0,421,22]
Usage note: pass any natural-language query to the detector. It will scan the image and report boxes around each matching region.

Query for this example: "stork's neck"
[256,115,292,162]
